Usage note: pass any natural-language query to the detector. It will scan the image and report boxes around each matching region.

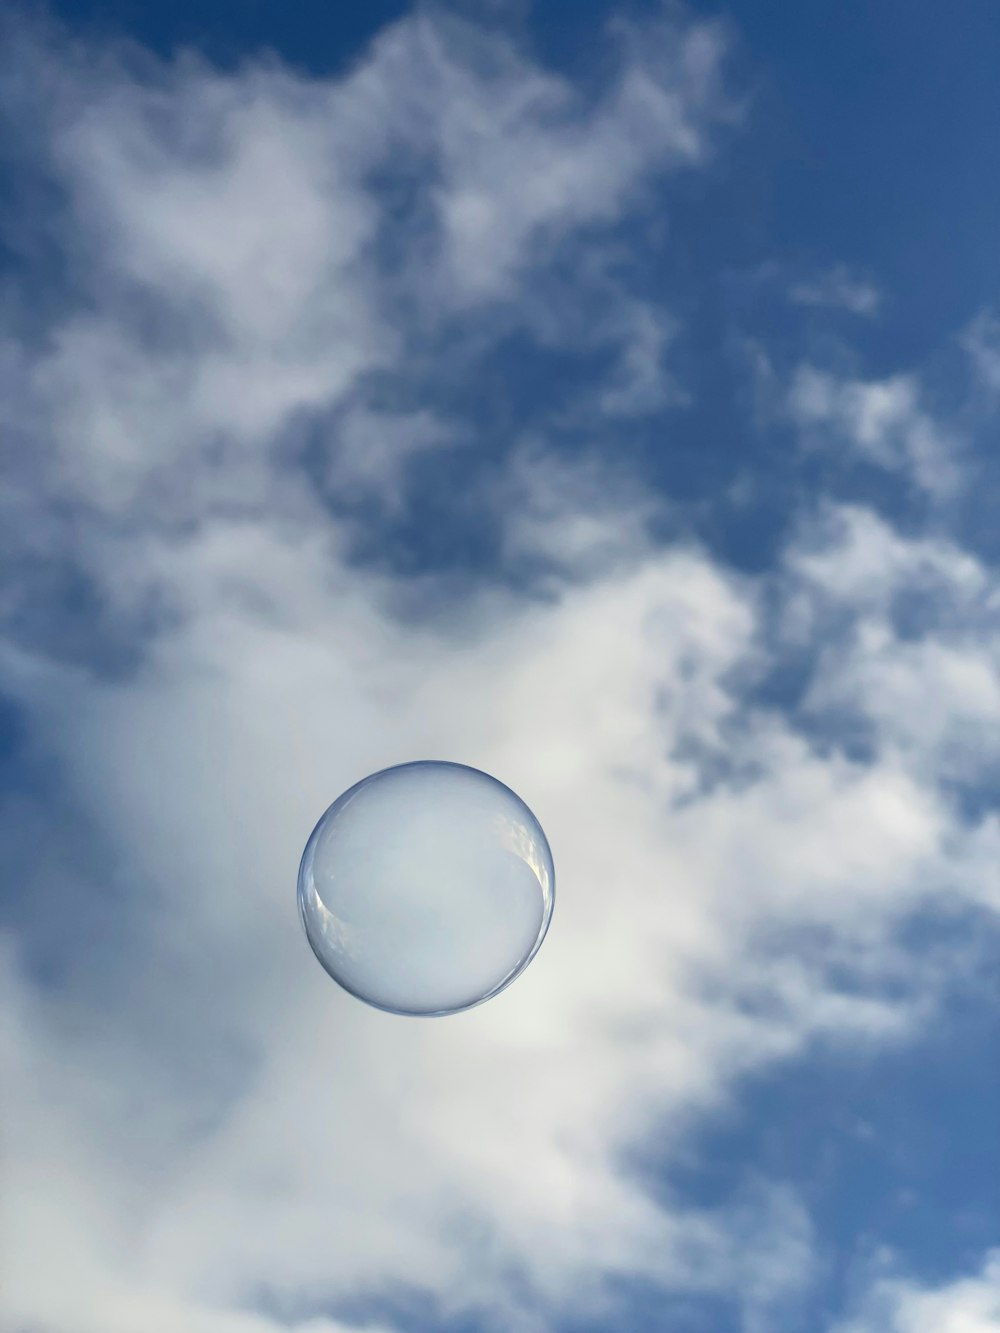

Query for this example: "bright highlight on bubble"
[297,761,555,1016]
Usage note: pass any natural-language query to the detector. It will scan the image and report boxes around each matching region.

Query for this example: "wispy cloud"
[786,366,959,496]
[963,309,1000,395]
[832,1250,1000,1333]
[790,265,882,317]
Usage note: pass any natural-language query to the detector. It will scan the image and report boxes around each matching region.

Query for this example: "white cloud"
[787,367,959,495]
[423,12,733,303]
[0,505,865,1332]
[963,309,1000,395]
[497,437,664,583]
[2,6,731,529]
[783,504,986,608]
[783,504,1000,792]
[5,486,995,1332]
[790,265,882,317]
[596,300,683,417]
[832,1251,1000,1333]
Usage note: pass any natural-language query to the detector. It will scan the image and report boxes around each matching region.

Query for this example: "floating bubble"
[297,761,555,1016]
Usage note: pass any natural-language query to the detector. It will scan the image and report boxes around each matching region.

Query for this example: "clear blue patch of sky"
[29,0,410,76]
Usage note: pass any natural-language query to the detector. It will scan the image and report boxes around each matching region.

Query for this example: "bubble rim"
[296,759,556,1017]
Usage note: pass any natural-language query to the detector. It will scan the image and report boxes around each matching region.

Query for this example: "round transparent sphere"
[297,761,555,1016]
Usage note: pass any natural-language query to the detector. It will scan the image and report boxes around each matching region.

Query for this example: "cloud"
[786,366,959,495]
[783,504,1000,784]
[497,437,664,584]
[1,4,732,519]
[832,1250,1000,1333]
[789,265,882,317]
[963,309,1000,396]
[5,477,995,1332]
[2,495,903,1333]
[422,11,734,304]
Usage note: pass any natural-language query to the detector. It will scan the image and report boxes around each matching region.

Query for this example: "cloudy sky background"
[2,1,999,1330]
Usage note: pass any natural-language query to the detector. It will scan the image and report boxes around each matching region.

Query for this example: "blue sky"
[1,3,998,1333]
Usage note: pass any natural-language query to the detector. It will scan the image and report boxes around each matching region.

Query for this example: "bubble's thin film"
[297,760,555,1016]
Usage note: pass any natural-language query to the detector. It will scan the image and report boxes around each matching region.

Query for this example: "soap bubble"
[297,761,555,1016]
